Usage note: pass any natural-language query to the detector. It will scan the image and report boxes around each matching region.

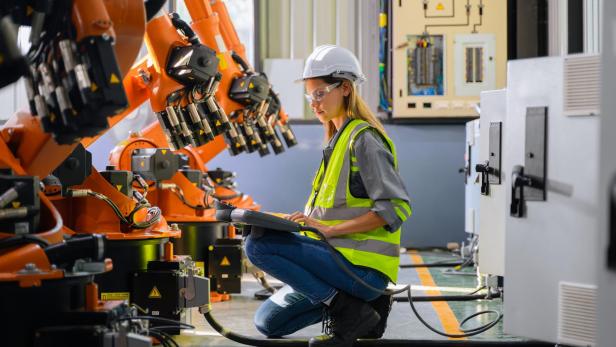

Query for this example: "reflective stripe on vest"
[304,119,401,282]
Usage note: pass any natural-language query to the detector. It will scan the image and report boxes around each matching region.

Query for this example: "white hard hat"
[298,44,366,84]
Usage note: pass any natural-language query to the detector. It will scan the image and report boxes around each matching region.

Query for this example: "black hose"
[144,0,167,21]
[202,311,553,347]
[230,51,252,72]
[400,261,466,268]
[169,12,199,45]
[394,292,500,303]
[0,234,50,251]
[299,226,499,338]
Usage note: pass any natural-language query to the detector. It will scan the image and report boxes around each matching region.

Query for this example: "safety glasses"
[304,82,341,104]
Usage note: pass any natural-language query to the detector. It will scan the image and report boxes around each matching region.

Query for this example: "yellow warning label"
[436,2,445,10]
[220,256,231,266]
[12,201,21,208]
[140,161,145,167]
[148,286,162,299]
[192,182,197,186]
[162,149,167,155]
[101,292,130,301]
[216,178,222,183]
[240,81,245,87]
[116,185,123,191]
[251,140,257,145]
[199,130,205,135]
[249,83,254,89]
[91,83,98,92]
[216,120,221,126]
[235,143,241,148]
[379,13,387,28]
[217,53,228,70]
[195,261,205,276]
[109,73,120,84]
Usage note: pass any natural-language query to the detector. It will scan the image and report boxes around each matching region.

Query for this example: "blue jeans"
[244,230,388,337]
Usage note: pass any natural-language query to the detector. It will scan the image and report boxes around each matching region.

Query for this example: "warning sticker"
[220,256,231,266]
[436,2,445,10]
[148,286,162,299]
[11,201,21,208]
[109,73,120,84]
[116,185,123,191]
[101,292,130,301]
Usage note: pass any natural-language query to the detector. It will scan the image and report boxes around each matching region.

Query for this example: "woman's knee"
[244,233,264,263]
[254,300,283,337]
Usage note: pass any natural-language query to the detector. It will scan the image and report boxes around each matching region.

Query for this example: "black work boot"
[309,292,380,347]
[361,294,393,339]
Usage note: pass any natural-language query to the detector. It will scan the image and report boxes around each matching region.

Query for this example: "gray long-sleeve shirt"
[324,120,411,231]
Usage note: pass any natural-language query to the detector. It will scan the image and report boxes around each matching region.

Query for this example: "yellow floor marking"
[409,251,466,340]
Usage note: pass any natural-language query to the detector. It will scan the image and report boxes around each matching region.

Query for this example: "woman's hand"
[285,212,335,238]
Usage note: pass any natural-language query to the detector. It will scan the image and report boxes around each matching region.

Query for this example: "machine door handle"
[608,176,616,270]
[476,161,491,195]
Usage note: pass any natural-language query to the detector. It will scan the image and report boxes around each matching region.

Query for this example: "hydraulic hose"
[202,310,553,347]
[394,292,500,303]
[400,261,466,268]
[299,226,501,338]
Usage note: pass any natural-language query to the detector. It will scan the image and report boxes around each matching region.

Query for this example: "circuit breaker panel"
[392,0,507,118]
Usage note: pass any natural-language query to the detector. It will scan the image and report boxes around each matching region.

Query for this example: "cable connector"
[66,189,92,198]
[159,183,177,190]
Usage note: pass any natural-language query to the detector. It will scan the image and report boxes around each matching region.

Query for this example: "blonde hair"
[320,76,387,141]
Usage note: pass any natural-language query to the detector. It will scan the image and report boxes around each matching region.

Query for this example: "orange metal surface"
[72,0,115,42]
[184,0,246,115]
[103,0,147,75]
[86,282,99,311]
[211,0,246,59]
[144,13,188,113]
[207,0,291,126]
[61,168,179,240]
[164,241,174,261]
[82,58,156,148]
[108,136,218,222]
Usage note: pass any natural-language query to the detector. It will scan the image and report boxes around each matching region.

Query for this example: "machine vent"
[563,54,600,116]
[558,282,597,347]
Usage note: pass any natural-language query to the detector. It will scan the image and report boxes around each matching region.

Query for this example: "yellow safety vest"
[304,119,411,282]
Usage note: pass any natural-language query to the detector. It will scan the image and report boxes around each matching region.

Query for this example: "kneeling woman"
[245,45,411,347]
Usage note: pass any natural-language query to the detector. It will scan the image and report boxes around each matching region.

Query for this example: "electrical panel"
[464,119,481,235]
[392,0,507,118]
[503,56,599,346]
[477,89,506,277]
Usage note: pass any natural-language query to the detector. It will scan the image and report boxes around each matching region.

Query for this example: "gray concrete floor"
[174,251,526,346]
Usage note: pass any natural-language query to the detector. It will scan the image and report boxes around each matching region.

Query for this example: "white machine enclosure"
[464,119,481,236]
[503,56,599,346]
[477,89,507,277]
[598,1,616,346]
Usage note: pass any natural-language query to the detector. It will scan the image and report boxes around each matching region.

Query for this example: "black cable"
[147,330,172,347]
[300,226,501,338]
[393,291,500,303]
[400,261,466,268]
[202,310,552,347]
[150,328,180,347]
[0,234,50,251]
[171,187,206,210]
[114,316,195,330]
[230,51,252,73]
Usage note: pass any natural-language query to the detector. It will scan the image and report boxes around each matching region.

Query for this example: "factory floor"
[174,250,527,346]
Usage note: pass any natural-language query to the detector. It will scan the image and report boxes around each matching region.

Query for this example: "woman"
[245,44,411,347]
